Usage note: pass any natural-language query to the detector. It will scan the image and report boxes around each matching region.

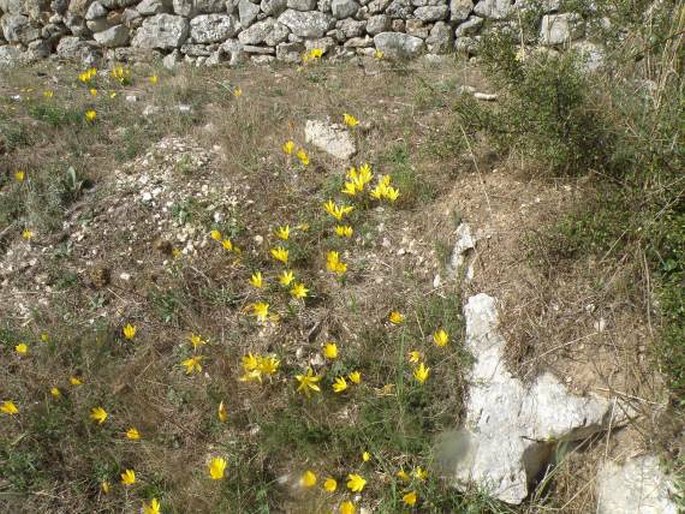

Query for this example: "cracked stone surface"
[450,293,612,504]
[597,455,678,514]
[304,119,356,160]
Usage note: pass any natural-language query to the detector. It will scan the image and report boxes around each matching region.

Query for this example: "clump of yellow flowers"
[111,65,132,85]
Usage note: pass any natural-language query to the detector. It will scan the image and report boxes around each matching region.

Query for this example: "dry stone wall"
[0,0,591,66]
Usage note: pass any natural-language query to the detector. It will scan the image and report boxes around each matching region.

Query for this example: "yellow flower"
[210,229,222,240]
[149,74,159,85]
[233,86,242,98]
[278,270,295,286]
[218,400,228,422]
[126,427,141,440]
[122,323,137,340]
[50,387,61,399]
[295,368,321,397]
[348,371,361,384]
[433,329,449,347]
[296,148,310,166]
[335,225,353,238]
[341,181,359,196]
[21,228,33,240]
[15,343,28,355]
[101,480,110,494]
[340,501,356,514]
[290,282,309,299]
[413,466,428,481]
[111,65,131,84]
[43,90,53,98]
[69,375,83,386]
[270,246,289,265]
[208,457,227,479]
[109,91,117,99]
[403,491,418,506]
[385,186,400,202]
[89,88,97,97]
[302,47,323,63]
[189,333,206,351]
[389,311,405,324]
[282,140,295,155]
[222,238,233,251]
[413,362,430,384]
[362,451,371,462]
[143,498,161,514]
[78,67,97,83]
[14,170,25,182]
[40,332,49,342]
[252,302,270,322]
[300,469,317,487]
[374,49,384,60]
[326,251,348,275]
[1,400,19,415]
[323,200,354,221]
[408,350,421,364]
[323,477,337,492]
[346,473,367,493]
[397,469,410,482]
[258,355,280,376]
[249,271,263,288]
[332,376,348,393]
[90,406,108,424]
[322,342,338,360]
[275,225,291,241]
[343,113,359,128]
[85,109,97,122]
[181,355,203,375]
[239,353,280,382]
[120,469,136,486]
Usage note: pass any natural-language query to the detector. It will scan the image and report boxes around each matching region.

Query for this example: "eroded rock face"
[304,119,356,160]
[597,455,679,514]
[278,8,333,37]
[444,293,612,505]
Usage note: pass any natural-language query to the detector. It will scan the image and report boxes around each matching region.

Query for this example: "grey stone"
[27,38,51,58]
[571,40,604,72]
[404,18,427,38]
[238,0,259,26]
[540,12,584,46]
[287,0,315,10]
[225,0,238,14]
[0,0,23,15]
[181,42,211,54]
[473,0,514,20]
[305,119,356,160]
[85,1,107,20]
[454,34,478,54]
[365,14,388,35]
[24,0,51,18]
[64,12,88,36]
[1,14,40,44]
[136,0,171,15]
[426,19,451,54]
[51,0,69,14]
[373,31,424,59]
[275,40,302,62]
[444,293,613,505]
[162,47,181,67]
[597,455,678,514]
[237,17,273,44]
[414,4,447,21]
[121,8,142,27]
[331,0,358,19]
[250,54,275,64]
[40,21,68,41]
[87,17,111,31]
[337,18,365,38]
[56,35,101,63]
[317,0,331,12]
[449,0,472,22]
[0,44,24,66]
[194,0,227,12]
[260,0,287,16]
[131,13,189,49]
[343,34,370,47]
[172,0,192,15]
[304,35,334,52]
[386,0,411,17]
[93,23,129,45]
[190,14,238,43]
[455,15,482,36]
[220,37,244,64]
[278,9,333,38]
[243,44,274,53]
[67,0,92,16]
[367,0,389,14]
[390,18,403,32]
[263,21,289,45]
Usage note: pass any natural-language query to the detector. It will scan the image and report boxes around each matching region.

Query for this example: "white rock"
[373,32,424,59]
[131,13,189,49]
[278,9,334,38]
[190,14,239,43]
[304,119,356,160]
[238,0,260,27]
[444,293,612,504]
[540,12,584,46]
[597,455,678,514]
